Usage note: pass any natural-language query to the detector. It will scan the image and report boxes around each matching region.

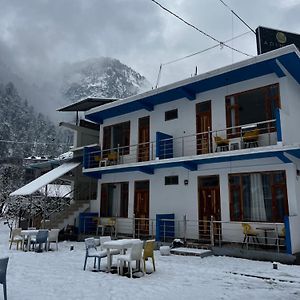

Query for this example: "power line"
[164,30,251,66]
[0,139,71,146]
[217,0,256,35]
[150,0,253,58]
[155,30,252,87]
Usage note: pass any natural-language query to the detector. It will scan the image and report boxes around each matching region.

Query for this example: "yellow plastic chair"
[242,128,260,148]
[9,228,23,250]
[214,136,229,152]
[107,152,118,165]
[143,239,156,272]
[242,223,260,248]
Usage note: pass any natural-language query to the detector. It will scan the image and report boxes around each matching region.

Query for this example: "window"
[229,171,288,222]
[100,182,129,218]
[165,175,179,185]
[103,121,130,155]
[165,109,178,121]
[226,84,280,136]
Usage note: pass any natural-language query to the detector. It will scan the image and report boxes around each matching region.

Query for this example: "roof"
[10,162,80,196]
[57,97,117,112]
[85,45,300,124]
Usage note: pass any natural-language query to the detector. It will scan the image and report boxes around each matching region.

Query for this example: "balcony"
[83,119,279,170]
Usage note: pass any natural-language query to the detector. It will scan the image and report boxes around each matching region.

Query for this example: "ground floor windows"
[229,171,288,222]
[100,182,129,218]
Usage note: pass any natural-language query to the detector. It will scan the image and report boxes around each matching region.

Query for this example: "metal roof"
[57,97,117,112]
[10,162,80,196]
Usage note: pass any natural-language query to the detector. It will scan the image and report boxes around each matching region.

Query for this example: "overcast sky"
[0,0,299,107]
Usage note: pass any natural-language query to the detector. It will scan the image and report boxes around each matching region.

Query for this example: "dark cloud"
[0,0,299,118]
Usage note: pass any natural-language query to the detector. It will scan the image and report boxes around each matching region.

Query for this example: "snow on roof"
[10,162,80,196]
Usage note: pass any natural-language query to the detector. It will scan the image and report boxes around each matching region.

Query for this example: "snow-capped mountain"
[62,57,150,102]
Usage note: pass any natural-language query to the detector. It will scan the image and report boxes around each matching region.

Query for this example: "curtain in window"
[250,174,267,221]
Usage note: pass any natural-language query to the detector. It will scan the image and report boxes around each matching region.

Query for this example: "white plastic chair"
[47,229,60,251]
[83,238,107,271]
[117,240,144,278]
[9,228,23,250]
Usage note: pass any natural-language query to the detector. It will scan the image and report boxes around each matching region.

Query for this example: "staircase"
[48,200,89,230]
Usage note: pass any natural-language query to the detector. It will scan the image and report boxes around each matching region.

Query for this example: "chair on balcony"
[242,223,260,248]
[242,128,260,148]
[214,136,229,152]
[107,152,118,165]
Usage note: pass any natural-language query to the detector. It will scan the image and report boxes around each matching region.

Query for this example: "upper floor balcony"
[83,118,280,170]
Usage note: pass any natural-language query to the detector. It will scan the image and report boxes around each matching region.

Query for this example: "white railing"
[84,119,277,169]
[110,216,286,253]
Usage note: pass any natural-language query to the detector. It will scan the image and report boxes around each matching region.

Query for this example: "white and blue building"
[79,45,300,255]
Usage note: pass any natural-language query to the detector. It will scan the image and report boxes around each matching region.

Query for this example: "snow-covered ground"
[2,223,300,300]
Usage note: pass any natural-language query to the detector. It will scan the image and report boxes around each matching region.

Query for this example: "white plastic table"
[102,239,141,274]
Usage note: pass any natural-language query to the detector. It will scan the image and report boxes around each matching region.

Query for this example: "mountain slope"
[62,57,150,102]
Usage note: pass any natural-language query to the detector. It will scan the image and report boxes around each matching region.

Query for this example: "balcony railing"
[84,119,277,169]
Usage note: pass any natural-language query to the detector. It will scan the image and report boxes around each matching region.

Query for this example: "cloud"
[0,0,299,117]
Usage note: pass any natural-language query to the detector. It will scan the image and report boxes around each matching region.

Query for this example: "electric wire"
[150,0,253,58]
[155,30,252,87]
[217,0,256,34]
[0,139,70,146]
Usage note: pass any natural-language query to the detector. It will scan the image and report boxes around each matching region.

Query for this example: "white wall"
[278,76,300,146]
[98,73,280,160]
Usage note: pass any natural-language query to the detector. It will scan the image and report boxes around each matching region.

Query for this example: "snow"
[170,247,211,255]
[39,184,72,198]
[2,222,300,300]
[10,162,79,196]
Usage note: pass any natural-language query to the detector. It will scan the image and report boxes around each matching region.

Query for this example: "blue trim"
[138,166,154,175]
[268,60,286,78]
[182,162,198,171]
[284,216,292,254]
[86,52,300,124]
[276,153,292,163]
[181,87,196,100]
[83,148,297,178]
[276,108,282,142]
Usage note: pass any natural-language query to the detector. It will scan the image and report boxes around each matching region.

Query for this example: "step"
[170,247,213,258]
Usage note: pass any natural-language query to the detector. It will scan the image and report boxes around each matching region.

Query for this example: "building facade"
[82,45,300,254]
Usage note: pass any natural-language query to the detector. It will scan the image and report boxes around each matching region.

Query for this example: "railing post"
[163,221,166,242]
[275,224,279,253]
[208,126,211,153]
[151,142,154,160]
[117,144,120,163]
[183,215,187,244]
[151,219,154,239]
[132,214,135,238]
[210,215,214,247]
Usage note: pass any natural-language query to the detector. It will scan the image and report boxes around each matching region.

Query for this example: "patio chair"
[0,257,9,300]
[242,128,259,148]
[31,229,49,252]
[117,240,144,278]
[143,239,156,273]
[275,227,285,246]
[242,223,260,248]
[83,238,107,271]
[214,136,229,152]
[47,229,60,251]
[9,228,23,250]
